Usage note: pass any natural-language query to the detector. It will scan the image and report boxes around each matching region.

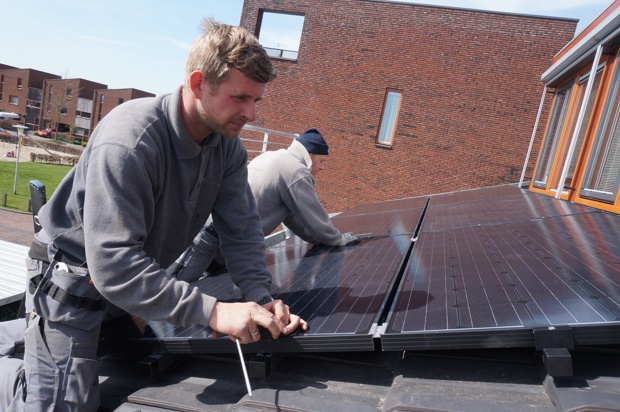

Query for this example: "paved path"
[0,207,33,246]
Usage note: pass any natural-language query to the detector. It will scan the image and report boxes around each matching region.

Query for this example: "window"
[533,83,574,189]
[118,97,124,105]
[66,87,72,99]
[74,127,88,137]
[581,59,620,203]
[549,65,604,193]
[97,94,104,121]
[77,97,92,119]
[257,11,304,60]
[9,95,18,105]
[376,90,402,146]
[17,78,23,89]
[47,85,53,112]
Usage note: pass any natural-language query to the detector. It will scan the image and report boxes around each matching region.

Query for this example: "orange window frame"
[375,89,402,147]
[530,57,610,200]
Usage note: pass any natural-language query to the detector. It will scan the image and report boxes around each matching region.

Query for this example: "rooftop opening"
[257,11,304,61]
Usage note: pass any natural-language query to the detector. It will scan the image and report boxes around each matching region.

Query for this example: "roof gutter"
[542,6,620,85]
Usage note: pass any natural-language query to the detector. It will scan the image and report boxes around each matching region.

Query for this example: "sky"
[2,0,614,96]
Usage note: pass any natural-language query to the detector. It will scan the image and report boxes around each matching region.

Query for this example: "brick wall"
[240,0,576,213]
[0,69,60,128]
[41,78,107,131]
[91,88,155,130]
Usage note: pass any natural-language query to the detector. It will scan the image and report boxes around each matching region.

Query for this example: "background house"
[91,88,155,132]
[40,78,108,138]
[0,68,61,130]
[0,66,155,141]
[239,0,578,213]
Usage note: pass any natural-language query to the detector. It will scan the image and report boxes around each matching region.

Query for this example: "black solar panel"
[103,234,416,354]
[331,207,426,236]
[382,210,620,350]
[100,185,620,356]
[427,184,527,206]
[423,188,596,232]
[336,196,428,217]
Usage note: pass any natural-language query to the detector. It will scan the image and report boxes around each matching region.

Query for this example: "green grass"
[0,161,72,212]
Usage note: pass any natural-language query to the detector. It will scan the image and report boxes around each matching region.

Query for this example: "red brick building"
[91,88,155,131]
[0,65,156,140]
[0,68,60,129]
[240,0,578,212]
[40,78,108,137]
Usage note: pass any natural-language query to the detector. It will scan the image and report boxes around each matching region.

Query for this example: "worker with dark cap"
[169,128,359,283]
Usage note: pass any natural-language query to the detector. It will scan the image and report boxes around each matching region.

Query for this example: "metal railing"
[239,124,299,241]
[240,124,298,161]
[264,47,299,61]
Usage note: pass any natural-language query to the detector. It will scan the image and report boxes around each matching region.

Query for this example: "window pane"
[533,85,572,188]
[581,60,620,202]
[552,67,603,191]
[377,91,401,145]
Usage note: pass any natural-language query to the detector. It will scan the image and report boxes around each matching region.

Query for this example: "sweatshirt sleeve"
[281,174,343,246]
[83,143,216,328]
[211,142,272,304]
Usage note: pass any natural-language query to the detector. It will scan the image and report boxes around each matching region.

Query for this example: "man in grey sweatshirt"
[0,19,306,411]
[169,128,359,283]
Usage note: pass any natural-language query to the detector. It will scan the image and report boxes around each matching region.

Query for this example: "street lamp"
[13,125,28,194]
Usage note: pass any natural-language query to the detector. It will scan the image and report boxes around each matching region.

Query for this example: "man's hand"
[208,300,308,344]
[262,299,308,335]
[338,232,359,246]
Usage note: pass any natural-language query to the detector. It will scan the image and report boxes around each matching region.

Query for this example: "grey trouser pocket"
[24,258,104,411]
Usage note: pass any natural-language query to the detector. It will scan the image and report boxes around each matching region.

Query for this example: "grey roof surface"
[0,240,28,305]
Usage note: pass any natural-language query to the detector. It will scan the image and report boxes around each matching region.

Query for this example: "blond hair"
[184,18,276,91]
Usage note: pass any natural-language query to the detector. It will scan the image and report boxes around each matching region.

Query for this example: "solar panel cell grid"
[385,213,620,349]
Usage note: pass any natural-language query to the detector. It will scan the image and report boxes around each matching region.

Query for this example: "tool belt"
[28,239,104,312]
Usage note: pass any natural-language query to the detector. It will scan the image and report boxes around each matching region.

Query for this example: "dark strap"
[29,240,87,268]
[53,248,87,268]
[205,223,219,239]
[29,274,104,311]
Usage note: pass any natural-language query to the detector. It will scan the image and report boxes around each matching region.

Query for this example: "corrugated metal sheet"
[0,239,29,305]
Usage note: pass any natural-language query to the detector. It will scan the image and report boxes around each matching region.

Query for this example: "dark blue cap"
[295,128,329,155]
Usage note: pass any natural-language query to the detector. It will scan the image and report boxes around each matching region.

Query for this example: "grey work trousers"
[166,224,221,283]
[0,248,104,411]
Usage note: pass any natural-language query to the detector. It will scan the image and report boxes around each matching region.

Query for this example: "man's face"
[196,67,266,139]
[309,153,327,177]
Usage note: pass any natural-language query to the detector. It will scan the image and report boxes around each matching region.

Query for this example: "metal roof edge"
[542,7,620,83]
[368,0,578,22]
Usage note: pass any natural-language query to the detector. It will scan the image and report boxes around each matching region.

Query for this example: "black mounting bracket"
[533,326,574,377]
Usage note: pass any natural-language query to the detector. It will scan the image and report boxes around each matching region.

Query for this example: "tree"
[46,80,81,141]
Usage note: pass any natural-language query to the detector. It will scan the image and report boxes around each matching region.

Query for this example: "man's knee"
[0,357,25,411]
